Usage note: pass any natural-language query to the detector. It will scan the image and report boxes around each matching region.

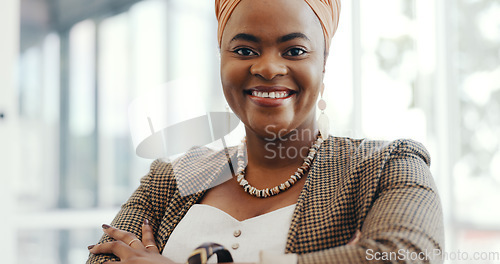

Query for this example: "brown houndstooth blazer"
[87,136,444,263]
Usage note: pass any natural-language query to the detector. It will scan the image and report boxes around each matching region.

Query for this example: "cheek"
[220,57,250,111]
[293,61,323,96]
[221,57,247,89]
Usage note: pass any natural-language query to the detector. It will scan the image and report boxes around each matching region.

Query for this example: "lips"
[245,86,296,107]
[251,90,289,99]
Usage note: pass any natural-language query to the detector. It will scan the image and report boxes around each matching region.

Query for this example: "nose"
[250,54,288,80]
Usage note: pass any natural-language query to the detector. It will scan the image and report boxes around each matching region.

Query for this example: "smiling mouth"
[250,90,291,99]
[245,87,296,99]
[244,87,296,107]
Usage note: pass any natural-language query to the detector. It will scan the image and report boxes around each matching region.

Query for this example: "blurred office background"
[0,0,499,263]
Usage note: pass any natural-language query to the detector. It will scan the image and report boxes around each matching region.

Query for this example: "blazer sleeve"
[86,159,168,264]
[297,139,445,264]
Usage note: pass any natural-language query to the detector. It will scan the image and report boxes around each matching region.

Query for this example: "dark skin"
[200,0,327,220]
[88,0,360,262]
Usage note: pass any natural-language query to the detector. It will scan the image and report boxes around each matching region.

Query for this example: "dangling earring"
[317,84,330,139]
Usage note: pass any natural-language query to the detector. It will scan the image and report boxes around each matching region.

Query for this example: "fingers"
[102,224,144,250]
[142,219,159,253]
[88,240,133,259]
[88,221,161,260]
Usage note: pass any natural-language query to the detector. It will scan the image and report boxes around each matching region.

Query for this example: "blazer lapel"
[156,146,237,251]
[285,137,361,254]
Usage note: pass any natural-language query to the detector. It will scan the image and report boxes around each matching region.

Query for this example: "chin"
[246,119,297,141]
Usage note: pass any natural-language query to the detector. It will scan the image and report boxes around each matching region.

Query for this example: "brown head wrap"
[215,0,341,51]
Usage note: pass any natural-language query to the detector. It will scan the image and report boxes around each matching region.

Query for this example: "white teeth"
[276,92,286,98]
[251,91,290,99]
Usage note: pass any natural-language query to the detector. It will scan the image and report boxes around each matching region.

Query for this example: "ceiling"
[20,0,142,50]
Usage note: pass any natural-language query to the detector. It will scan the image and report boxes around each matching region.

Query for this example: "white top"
[162,203,296,263]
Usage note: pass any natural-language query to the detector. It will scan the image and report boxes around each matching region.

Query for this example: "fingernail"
[143,219,150,225]
[88,245,95,250]
[102,224,111,229]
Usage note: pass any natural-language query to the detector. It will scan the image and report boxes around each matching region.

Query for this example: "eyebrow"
[230,33,260,43]
[278,32,310,43]
[229,32,310,44]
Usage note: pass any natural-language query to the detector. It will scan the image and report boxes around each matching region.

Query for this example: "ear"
[323,48,329,73]
[323,56,327,73]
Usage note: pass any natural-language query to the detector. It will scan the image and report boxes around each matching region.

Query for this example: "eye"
[234,48,258,56]
[284,48,307,57]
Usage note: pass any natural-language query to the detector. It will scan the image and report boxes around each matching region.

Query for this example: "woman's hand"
[88,219,175,264]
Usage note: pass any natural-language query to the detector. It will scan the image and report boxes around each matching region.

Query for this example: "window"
[14,0,217,262]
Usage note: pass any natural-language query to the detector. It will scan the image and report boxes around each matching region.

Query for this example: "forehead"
[222,0,323,45]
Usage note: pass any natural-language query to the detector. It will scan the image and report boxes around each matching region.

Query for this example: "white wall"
[0,0,19,262]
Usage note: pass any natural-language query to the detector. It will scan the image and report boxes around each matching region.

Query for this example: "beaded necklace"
[235,135,323,198]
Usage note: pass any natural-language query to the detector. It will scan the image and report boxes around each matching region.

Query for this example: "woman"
[87,0,444,263]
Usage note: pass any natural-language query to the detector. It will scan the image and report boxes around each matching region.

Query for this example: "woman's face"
[220,0,326,139]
